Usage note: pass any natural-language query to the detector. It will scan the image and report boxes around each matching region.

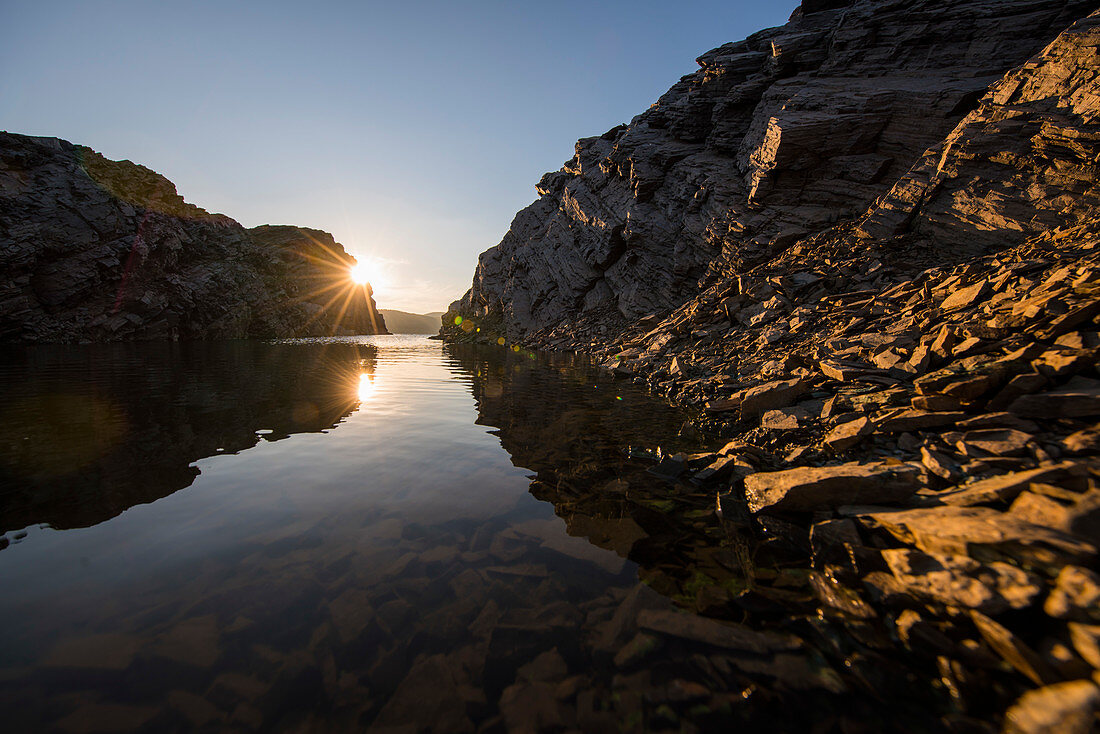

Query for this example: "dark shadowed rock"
[636,608,801,653]
[1008,377,1100,418]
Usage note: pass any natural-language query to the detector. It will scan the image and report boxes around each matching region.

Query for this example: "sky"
[0,0,799,314]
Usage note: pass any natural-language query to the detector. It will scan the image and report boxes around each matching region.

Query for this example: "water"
[0,336,955,732]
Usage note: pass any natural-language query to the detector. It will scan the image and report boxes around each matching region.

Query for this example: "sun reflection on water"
[357,372,377,402]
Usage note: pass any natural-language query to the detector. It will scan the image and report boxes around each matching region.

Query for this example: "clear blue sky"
[1,0,798,313]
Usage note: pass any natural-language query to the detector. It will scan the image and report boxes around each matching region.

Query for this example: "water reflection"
[0,337,952,731]
[0,341,376,533]
[357,372,378,403]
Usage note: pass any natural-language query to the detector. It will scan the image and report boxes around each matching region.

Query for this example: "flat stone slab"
[739,377,814,418]
[1009,376,1100,418]
[41,633,141,671]
[744,460,922,514]
[859,505,1096,561]
[874,409,966,433]
[925,462,1081,506]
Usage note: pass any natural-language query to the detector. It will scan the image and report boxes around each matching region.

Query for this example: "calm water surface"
[0,336,947,732]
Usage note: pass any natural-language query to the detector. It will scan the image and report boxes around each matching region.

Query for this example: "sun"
[349,262,372,286]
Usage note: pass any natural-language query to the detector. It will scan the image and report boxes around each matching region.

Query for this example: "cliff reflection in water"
[0,337,972,731]
[0,341,377,533]
[445,343,782,618]
[446,343,701,567]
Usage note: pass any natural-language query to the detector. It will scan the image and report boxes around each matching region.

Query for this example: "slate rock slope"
[0,132,387,342]
[445,0,1098,343]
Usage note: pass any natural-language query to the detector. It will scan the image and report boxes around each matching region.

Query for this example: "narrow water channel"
[0,336,947,732]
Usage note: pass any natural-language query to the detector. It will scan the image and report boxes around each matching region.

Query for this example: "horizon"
[0,0,799,313]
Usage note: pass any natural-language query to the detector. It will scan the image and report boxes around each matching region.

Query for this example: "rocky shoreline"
[445,183,1100,734]
[442,1,1100,729]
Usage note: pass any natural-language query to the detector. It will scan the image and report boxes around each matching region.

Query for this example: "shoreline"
[441,221,1100,725]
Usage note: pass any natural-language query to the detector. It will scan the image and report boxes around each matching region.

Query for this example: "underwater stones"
[744,461,922,514]
[54,703,160,733]
[371,654,478,734]
[636,608,801,654]
[41,633,141,671]
[499,681,570,732]
[151,615,221,668]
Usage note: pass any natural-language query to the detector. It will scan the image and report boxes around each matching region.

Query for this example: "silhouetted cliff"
[0,133,387,342]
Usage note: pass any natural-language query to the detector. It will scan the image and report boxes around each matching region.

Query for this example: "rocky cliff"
[446,0,1098,344]
[445,1,1100,728]
[0,133,387,342]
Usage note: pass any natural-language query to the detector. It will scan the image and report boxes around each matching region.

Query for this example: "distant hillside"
[379,309,444,333]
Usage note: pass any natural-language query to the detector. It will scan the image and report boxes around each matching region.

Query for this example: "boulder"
[1045,566,1100,622]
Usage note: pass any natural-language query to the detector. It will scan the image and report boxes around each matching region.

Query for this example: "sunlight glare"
[357,373,377,402]
[349,262,372,285]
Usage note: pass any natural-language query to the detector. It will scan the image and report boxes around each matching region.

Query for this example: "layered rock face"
[0,133,386,342]
[447,0,1098,342]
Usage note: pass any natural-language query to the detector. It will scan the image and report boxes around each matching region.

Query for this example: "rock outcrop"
[444,1,1100,728]
[446,0,1098,343]
[0,133,387,342]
